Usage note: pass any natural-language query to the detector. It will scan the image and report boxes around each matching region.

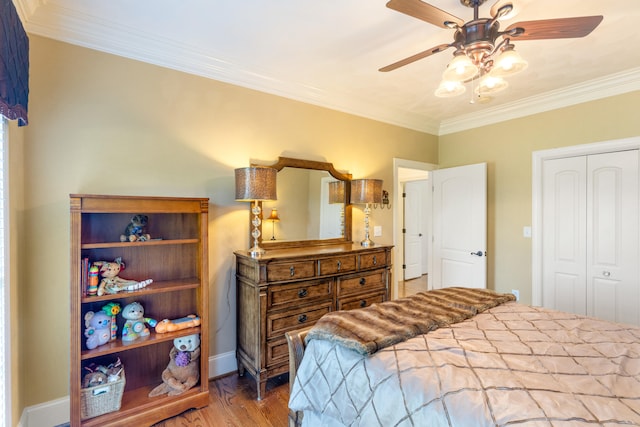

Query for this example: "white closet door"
[586,150,639,325]
[542,156,587,314]
[542,150,639,325]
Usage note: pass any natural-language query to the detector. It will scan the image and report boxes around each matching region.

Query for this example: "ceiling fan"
[380,0,603,98]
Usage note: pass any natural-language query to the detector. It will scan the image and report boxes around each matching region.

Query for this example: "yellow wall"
[438,91,640,303]
[15,34,437,411]
[13,32,640,420]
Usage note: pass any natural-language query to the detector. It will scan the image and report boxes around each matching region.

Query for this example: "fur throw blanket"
[306,287,516,355]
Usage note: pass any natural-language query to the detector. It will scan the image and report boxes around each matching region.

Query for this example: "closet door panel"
[542,156,587,314]
[586,150,639,325]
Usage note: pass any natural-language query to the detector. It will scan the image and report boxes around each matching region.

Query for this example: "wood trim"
[285,327,311,427]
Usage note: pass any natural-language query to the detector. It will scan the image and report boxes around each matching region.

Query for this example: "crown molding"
[12,0,44,22]
[16,1,639,137]
[17,1,442,135]
[437,67,640,135]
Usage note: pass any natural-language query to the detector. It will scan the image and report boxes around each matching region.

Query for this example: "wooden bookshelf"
[69,194,209,426]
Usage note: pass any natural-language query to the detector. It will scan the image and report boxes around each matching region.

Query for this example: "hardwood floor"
[399,274,428,297]
[152,373,290,427]
[153,275,428,427]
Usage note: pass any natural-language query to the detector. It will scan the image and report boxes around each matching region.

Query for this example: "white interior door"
[403,180,424,280]
[432,163,487,289]
[586,150,639,325]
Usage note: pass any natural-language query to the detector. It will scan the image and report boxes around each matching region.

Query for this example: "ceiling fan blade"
[379,43,452,72]
[506,16,603,40]
[386,0,464,29]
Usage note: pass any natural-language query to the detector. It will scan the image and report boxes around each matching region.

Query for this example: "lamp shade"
[351,179,383,205]
[491,48,528,77]
[235,166,277,201]
[328,181,345,204]
[266,208,280,221]
[442,54,478,82]
[475,75,508,95]
[435,80,466,98]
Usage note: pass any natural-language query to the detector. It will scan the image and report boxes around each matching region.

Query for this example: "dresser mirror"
[256,157,352,249]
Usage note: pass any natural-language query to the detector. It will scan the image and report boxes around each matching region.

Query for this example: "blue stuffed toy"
[84,311,112,350]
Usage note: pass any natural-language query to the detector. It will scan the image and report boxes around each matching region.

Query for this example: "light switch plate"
[523,226,531,238]
[373,226,382,237]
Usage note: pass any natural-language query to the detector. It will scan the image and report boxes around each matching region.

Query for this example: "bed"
[286,287,640,427]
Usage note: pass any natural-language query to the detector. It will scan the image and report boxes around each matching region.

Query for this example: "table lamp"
[266,208,280,240]
[350,178,382,247]
[235,166,277,257]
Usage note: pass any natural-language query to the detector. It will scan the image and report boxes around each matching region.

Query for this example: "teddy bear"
[84,311,112,350]
[92,257,153,296]
[148,334,201,397]
[121,301,157,342]
[120,214,151,242]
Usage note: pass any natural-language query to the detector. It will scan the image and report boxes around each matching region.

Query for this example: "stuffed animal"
[120,214,151,242]
[121,302,157,342]
[82,358,124,388]
[154,314,201,334]
[84,311,112,350]
[148,334,201,397]
[92,257,153,296]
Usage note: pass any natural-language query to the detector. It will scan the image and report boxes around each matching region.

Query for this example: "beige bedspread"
[289,302,640,426]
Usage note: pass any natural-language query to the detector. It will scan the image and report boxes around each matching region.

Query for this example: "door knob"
[470,251,484,257]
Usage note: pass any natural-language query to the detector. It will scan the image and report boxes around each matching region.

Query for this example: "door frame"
[393,158,437,300]
[532,136,640,306]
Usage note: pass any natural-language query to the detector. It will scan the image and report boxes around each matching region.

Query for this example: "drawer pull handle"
[359,278,366,286]
[298,314,307,323]
[337,260,342,271]
[290,266,295,276]
[298,288,308,298]
[373,255,377,265]
[360,300,367,308]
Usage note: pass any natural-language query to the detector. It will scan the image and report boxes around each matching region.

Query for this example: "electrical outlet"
[511,289,520,301]
[373,226,382,237]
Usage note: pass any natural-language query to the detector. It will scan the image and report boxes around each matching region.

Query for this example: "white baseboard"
[19,396,69,427]
[209,350,238,378]
[19,352,238,427]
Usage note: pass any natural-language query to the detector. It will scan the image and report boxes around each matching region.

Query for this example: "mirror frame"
[255,157,352,249]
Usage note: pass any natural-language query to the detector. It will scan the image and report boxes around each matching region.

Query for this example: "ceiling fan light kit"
[382,0,603,101]
[476,75,508,95]
[435,80,466,97]
[442,52,479,81]
[490,45,528,77]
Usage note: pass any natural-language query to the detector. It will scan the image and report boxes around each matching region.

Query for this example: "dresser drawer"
[359,250,387,269]
[266,336,289,366]
[318,255,356,275]
[267,279,332,310]
[337,290,386,311]
[267,260,316,281]
[267,302,332,339]
[337,269,387,296]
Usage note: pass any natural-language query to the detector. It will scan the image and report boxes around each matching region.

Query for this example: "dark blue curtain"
[0,0,29,126]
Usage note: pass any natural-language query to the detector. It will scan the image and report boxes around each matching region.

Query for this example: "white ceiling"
[14,0,640,135]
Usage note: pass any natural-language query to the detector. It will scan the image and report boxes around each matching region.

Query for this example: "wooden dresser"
[235,243,392,399]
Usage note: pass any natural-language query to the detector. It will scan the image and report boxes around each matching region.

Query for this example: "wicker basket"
[80,370,126,420]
